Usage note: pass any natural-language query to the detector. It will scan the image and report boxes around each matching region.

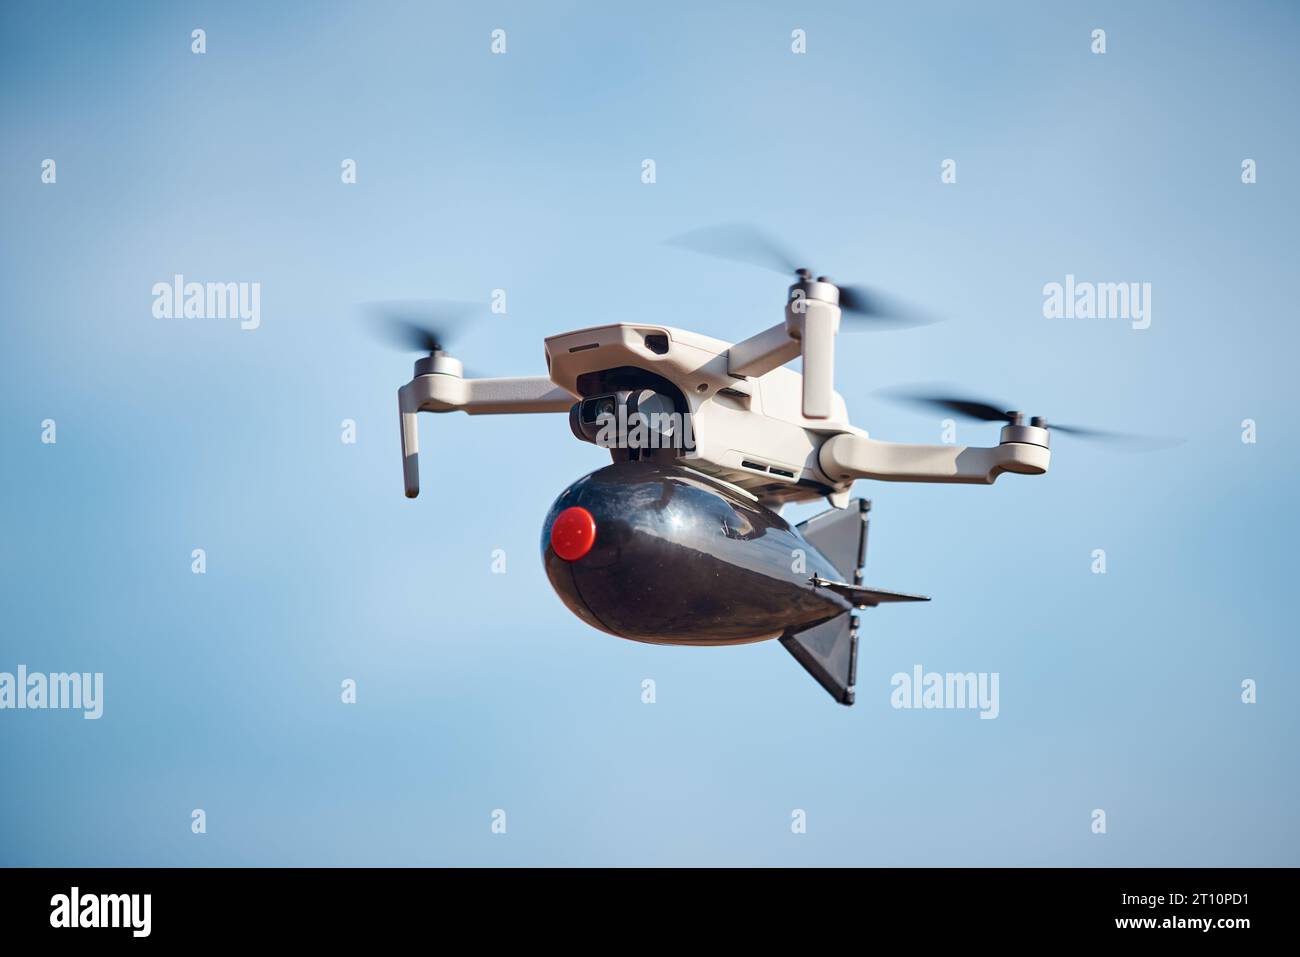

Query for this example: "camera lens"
[581,396,616,425]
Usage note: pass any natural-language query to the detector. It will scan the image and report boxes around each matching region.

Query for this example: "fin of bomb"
[788,499,928,703]
[796,498,869,582]
[780,613,858,705]
[810,576,931,608]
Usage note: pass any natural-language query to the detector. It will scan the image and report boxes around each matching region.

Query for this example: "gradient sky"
[2,0,1297,866]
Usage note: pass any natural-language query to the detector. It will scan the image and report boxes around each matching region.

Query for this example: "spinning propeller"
[881,389,1183,451]
[667,223,934,419]
[363,299,486,377]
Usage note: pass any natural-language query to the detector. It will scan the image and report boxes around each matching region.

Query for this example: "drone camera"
[571,392,627,445]
[582,393,620,429]
[569,389,690,463]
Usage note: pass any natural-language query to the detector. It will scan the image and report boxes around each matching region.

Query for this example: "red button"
[551,506,597,561]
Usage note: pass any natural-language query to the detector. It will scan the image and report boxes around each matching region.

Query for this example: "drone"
[378,225,1150,705]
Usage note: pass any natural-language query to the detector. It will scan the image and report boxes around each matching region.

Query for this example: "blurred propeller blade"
[362,299,482,354]
[882,390,1013,423]
[837,285,937,328]
[1048,424,1184,452]
[667,224,935,329]
[1049,424,1114,438]
[879,388,1183,451]
[665,223,798,276]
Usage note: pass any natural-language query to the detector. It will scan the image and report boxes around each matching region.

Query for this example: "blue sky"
[2,0,1297,865]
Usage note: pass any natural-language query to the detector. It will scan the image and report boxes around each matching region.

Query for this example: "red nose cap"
[551,506,597,561]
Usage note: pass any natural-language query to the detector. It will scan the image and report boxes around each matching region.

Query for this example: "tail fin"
[797,498,869,583]
[810,576,930,607]
[780,614,858,705]
[785,498,927,704]
[784,502,868,705]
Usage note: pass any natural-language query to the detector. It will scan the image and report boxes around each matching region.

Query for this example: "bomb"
[541,461,855,646]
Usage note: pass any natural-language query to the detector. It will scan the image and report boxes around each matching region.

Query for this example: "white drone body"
[397,275,1051,505]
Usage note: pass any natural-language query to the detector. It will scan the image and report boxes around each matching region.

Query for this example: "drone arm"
[402,373,574,415]
[727,294,841,419]
[819,433,1050,486]
[461,377,576,415]
[398,374,576,497]
[727,322,801,377]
